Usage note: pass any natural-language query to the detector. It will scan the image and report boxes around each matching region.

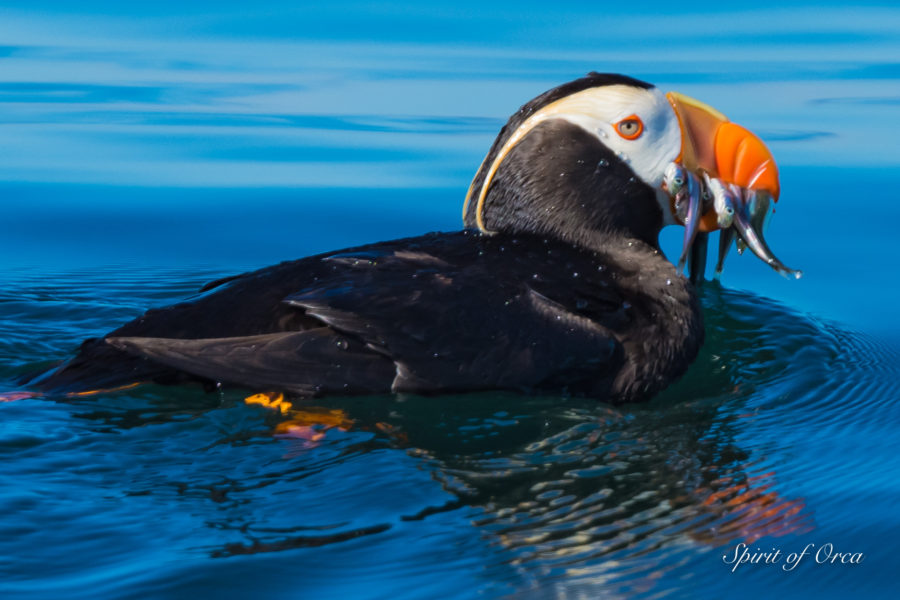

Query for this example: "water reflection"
[34,285,893,598]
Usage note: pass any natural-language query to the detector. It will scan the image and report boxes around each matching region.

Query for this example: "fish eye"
[615,115,644,140]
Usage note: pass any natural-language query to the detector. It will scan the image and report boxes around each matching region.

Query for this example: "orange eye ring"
[614,115,644,140]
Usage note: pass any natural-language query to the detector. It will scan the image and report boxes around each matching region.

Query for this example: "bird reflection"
[56,286,826,595]
[227,286,815,586]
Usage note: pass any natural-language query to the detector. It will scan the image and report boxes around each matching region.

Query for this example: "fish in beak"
[663,92,801,280]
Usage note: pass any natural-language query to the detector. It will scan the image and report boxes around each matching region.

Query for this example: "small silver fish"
[663,162,689,223]
[730,189,802,279]
[676,170,703,272]
[703,173,735,229]
[714,226,735,279]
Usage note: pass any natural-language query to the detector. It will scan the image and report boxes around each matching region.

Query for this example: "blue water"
[2,2,900,598]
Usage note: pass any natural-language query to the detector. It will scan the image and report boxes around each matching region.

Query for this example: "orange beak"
[666,91,780,232]
[664,91,799,280]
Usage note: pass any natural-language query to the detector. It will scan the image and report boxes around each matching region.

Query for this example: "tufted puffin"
[24,73,797,404]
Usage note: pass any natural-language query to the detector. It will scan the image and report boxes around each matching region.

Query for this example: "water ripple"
[2,269,899,600]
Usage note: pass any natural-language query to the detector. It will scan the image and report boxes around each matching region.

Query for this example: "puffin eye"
[615,115,644,140]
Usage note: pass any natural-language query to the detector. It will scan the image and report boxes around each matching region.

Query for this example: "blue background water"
[1,2,899,598]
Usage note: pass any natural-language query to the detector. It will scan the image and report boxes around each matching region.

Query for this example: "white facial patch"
[466,84,683,232]
[550,85,682,188]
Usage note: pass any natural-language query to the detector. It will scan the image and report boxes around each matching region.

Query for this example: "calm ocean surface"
[1,2,899,598]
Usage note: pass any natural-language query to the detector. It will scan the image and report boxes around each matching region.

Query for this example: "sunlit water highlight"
[2,3,900,599]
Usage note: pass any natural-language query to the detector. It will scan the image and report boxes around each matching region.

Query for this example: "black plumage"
[26,73,705,403]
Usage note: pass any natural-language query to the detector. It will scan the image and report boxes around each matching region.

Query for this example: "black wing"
[281,239,626,394]
[107,330,395,396]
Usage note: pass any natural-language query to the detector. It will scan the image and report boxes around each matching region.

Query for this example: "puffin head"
[463,72,798,278]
